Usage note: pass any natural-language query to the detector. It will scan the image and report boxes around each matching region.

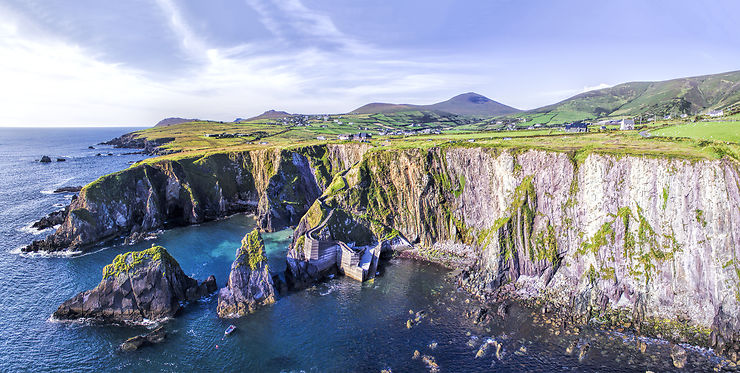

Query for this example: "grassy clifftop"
[120,115,740,167]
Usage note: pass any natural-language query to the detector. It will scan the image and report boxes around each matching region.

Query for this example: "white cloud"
[0,2,495,125]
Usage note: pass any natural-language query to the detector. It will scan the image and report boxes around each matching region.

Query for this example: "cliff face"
[30,141,740,355]
[217,229,276,318]
[53,246,216,323]
[24,144,370,253]
[290,146,740,355]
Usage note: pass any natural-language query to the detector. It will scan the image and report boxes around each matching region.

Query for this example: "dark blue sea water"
[0,127,723,372]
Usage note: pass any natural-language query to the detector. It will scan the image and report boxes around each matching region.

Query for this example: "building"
[620,119,635,130]
[708,110,724,117]
[353,132,372,141]
[564,121,589,133]
[316,136,326,140]
[337,134,351,140]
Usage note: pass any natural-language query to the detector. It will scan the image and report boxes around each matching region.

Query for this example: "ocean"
[0,127,721,372]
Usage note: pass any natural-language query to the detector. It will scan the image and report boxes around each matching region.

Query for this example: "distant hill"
[425,92,521,116]
[349,92,520,116]
[242,110,291,121]
[528,70,740,122]
[155,117,198,127]
[350,103,418,114]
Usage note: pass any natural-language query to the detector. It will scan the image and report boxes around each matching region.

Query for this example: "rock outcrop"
[40,155,51,163]
[32,208,68,230]
[53,246,216,323]
[53,186,82,193]
[101,133,177,155]
[24,144,369,253]
[217,229,276,318]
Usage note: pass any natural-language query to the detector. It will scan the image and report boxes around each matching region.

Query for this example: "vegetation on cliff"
[102,246,180,280]
[235,229,268,271]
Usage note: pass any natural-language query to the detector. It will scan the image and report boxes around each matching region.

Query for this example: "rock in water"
[120,326,167,352]
[217,229,276,318]
[53,246,216,323]
[39,155,52,163]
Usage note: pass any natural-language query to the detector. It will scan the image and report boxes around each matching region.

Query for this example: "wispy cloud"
[243,0,366,52]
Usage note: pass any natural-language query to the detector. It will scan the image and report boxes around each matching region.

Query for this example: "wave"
[48,314,170,327]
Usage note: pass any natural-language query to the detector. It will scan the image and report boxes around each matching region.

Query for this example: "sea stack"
[217,229,276,318]
[53,246,216,323]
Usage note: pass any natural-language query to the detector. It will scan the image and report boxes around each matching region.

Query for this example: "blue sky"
[1,0,738,126]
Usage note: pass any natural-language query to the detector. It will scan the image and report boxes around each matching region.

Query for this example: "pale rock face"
[448,149,740,349]
[299,146,740,352]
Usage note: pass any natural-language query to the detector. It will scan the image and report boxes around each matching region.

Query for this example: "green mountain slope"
[527,70,740,123]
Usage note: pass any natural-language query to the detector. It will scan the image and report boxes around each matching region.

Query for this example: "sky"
[1,0,739,126]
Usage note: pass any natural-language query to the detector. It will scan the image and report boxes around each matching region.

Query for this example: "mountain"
[155,117,198,127]
[349,92,520,116]
[243,110,291,121]
[528,70,740,122]
[425,92,521,116]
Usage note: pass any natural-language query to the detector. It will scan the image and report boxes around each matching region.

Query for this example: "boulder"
[120,326,167,352]
[53,246,216,324]
[56,158,66,162]
[217,229,276,318]
[40,155,52,163]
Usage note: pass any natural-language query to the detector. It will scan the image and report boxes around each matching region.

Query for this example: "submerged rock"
[120,326,167,352]
[217,229,276,318]
[53,246,215,323]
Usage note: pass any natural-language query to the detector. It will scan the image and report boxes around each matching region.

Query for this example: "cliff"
[24,144,369,253]
[217,229,276,317]
[53,246,216,323]
[289,146,740,357]
[28,141,740,357]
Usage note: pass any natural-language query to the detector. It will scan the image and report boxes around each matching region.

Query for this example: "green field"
[651,121,740,143]
[126,113,740,170]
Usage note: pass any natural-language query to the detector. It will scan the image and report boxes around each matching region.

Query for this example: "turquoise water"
[0,128,724,372]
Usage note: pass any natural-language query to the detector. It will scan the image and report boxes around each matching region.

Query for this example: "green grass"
[651,121,740,143]
[120,112,740,168]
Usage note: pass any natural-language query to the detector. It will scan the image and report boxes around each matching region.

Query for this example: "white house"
[708,110,724,117]
[620,118,635,130]
[316,136,326,140]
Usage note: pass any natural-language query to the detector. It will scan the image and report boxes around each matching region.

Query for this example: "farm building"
[564,122,589,133]
[620,119,635,130]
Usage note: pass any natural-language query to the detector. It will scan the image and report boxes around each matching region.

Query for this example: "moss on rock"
[236,229,268,271]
